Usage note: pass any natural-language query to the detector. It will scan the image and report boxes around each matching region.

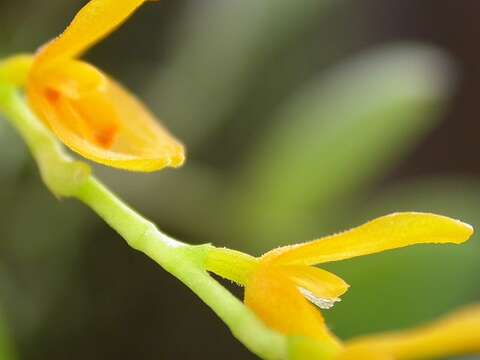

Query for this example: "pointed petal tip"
[453,219,474,242]
[170,148,186,168]
[385,212,474,244]
[430,213,473,244]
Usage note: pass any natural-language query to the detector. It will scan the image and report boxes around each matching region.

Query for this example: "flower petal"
[27,67,185,172]
[263,212,473,266]
[342,304,480,360]
[244,265,340,348]
[278,265,349,307]
[39,59,107,99]
[34,0,146,71]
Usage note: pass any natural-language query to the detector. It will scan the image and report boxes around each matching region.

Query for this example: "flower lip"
[298,287,341,310]
[278,264,350,304]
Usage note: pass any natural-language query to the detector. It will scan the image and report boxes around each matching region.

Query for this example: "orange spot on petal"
[27,62,185,172]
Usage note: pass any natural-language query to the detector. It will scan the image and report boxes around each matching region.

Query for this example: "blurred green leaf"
[234,44,455,250]
[147,0,337,145]
[0,117,27,181]
[0,308,15,360]
[96,162,228,243]
[0,177,90,344]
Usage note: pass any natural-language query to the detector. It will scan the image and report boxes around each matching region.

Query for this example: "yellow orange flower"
[243,212,473,348]
[337,304,480,360]
[26,0,185,171]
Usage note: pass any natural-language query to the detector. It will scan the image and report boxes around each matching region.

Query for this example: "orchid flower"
[25,0,184,171]
[212,212,473,349]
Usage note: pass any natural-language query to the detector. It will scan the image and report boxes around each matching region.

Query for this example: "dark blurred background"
[0,1,479,359]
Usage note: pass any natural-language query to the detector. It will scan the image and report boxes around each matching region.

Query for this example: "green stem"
[205,247,258,285]
[0,82,288,360]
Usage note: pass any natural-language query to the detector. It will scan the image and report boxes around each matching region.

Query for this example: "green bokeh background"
[0,1,479,359]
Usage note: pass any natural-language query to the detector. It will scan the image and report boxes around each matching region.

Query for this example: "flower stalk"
[0,60,290,359]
